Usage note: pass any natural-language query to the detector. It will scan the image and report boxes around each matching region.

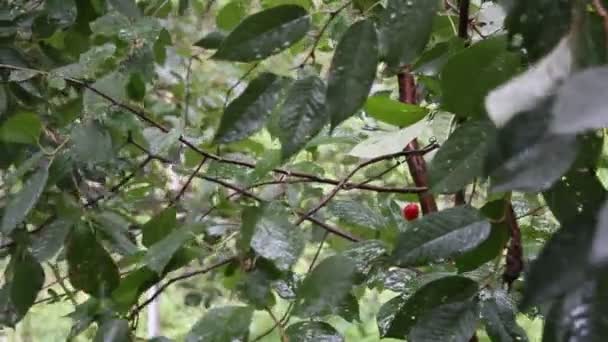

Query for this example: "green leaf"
[194,31,227,49]
[340,240,388,276]
[107,0,141,18]
[94,319,132,342]
[66,224,120,297]
[441,36,520,118]
[504,0,571,61]
[31,219,73,262]
[294,255,357,317]
[216,0,247,31]
[237,261,278,309]
[378,0,439,72]
[0,249,45,327]
[142,207,178,247]
[393,206,491,266]
[83,72,128,118]
[214,73,287,143]
[481,290,528,342]
[278,76,327,159]
[409,300,479,342]
[364,95,428,127]
[326,20,378,129]
[143,224,202,274]
[0,85,7,116]
[329,200,389,230]
[285,322,344,342]
[213,5,310,62]
[94,212,139,256]
[455,199,510,273]
[185,306,253,342]
[542,278,608,342]
[348,119,426,159]
[521,221,596,309]
[430,119,495,194]
[127,73,146,101]
[2,160,50,234]
[250,203,305,271]
[381,276,478,338]
[486,104,579,193]
[0,112,42,145]
[70,122,113,165]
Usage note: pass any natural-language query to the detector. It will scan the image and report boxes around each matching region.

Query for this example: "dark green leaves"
[329,200,388,230]
[248,203,304,271]
[326,20,378,129]
[481,290,528,342]
[409,300,479,342]
[214,73,287,143]
[0,249,45,327]
[286,322,344,342]
[504,0,571,61]
[213,5,310,62]
[430,119,495,194]
[380,276,478,338]
[143,224,202,274]
[278,76,327,159]
[393,206,491,266]
[294,255,358,317]
[378,0,438,72]
[0,112,42,145]
[2,159,50,234]
[441,36,520,119]
[66,224,120,297]
[364,95,428,127]
[185,306,253,342]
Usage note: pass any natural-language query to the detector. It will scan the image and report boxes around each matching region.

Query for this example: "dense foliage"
[1,0,607,340]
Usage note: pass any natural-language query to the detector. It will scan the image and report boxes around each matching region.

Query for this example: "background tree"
[0,0,607,341]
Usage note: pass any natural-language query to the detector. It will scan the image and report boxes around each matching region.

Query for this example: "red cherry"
[402,203,420,221]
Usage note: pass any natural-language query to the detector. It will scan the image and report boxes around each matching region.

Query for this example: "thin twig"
[170,156,208,204]
[224,62,260,109]
[129,257,234,319]
[47,263,77,305]
[295,143,439,226]
[298,1,352,67]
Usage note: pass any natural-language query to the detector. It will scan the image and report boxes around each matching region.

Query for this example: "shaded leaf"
[66,224,120,297]
[409,300,479,342]
[108,0,141,18]
[378,0,438,72]
[250,203,304,271]
[70,122,113,165]
[83,72,128,117]
[143,223,202,274]
[504,0,571,61]
[216,0,247,31]
[393,206,491,266]
[486,103,578,193]
[340,240,388,276]
[455,199,510,273]
[285,321,344,342]
[329,200,388,231]
[94,319,132,342]
[294,255,358,317]
[194,31,227,49]
[364,95,428,128]
[185,306,253,342]
[31,219,73,262]
[142,207,177,247]
[213,5,310,62]
[521,221,595,309]
[326,20,378,129]
[0,112,42,145]
[381,275,478,338]
[278,76,327,159]
[442,36,520,119]
[430,119,495,194]
[348,120,426,159]
[215,73,288,143]
[2,160,50,234]
[481,290,528,342]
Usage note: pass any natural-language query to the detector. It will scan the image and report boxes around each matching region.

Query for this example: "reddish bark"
[397,71,438,215]
[503,204,524,288]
